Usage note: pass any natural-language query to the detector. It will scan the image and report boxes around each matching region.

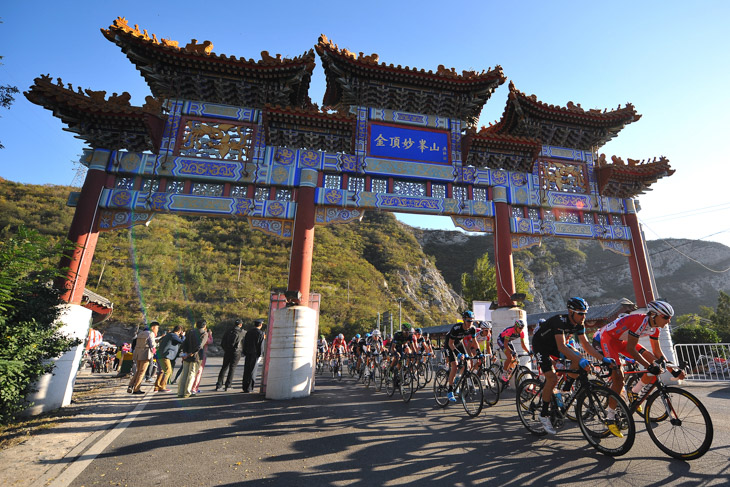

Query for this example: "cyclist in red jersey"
[331,334,347,377]
[497,320,531,382]
[600,300,685,409]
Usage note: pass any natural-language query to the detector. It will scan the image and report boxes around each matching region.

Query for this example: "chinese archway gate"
[26,18,674,400]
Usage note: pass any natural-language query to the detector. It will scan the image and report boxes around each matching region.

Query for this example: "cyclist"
[331,333,347,377]
[414,328,433,362]
[531,297,611,435]
[497,319,531,383]
[444,311,478,402]
[599,300,685,414]
[316,335,329,364]
[348,334,359,364]
[389,324,414,379]
[355,333,369,375]
[365,330,384,376]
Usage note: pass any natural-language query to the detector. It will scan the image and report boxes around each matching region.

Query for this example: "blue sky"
[1,1,729,249]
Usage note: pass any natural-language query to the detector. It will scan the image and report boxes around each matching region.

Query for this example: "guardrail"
[674,343,730,381]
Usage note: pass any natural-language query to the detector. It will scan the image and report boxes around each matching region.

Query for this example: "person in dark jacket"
[154,326,184,392]
[241,319,265,393]
[216,319,245,391]
[177,320,208,398]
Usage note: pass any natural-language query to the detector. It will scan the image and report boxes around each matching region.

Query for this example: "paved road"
[65,358,729,487]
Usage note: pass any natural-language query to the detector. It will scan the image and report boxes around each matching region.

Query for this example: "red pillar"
[493,187,516,307]
[287,185,315,306]
[625,204,655,307]
[57,157,108,304]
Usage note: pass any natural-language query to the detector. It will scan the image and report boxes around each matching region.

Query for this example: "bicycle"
[316,352,327,375]
[516,363,635,457]
[473,353,501,407]
[364,352,382,389]
[347,352,356,377]
[490,352,536,392]
[624,362,713,460]
[331,353,344,380]
[414,353,434,389]
[398,354,416,402]
[434,354,484,417]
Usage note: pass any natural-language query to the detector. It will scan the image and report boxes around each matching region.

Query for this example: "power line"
[642,201,730,224]
[639,221,730,274]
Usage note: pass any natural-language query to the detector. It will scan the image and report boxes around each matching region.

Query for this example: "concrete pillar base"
[23,304,91,416]
[265,306,317,400]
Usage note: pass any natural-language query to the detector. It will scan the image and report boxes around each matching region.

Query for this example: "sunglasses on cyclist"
[661,314,671,320]
[572,311,587,315]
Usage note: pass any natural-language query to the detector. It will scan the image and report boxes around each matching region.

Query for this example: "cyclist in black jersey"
[389,324,414,375]
[444,310,478,402]
[531,297,612,435]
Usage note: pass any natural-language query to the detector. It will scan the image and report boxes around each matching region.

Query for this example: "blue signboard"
[368,123,449,164]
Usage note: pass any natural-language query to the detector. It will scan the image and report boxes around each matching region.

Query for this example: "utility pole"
[396,297,406,334]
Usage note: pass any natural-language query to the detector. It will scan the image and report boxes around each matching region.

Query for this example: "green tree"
[705,291,730,342]
[460,252,532,308]
[1,41,20,149]
[0,226,80,423]
[671,314,721,344]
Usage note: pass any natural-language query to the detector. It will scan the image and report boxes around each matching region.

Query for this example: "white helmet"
[372,329,381,336]
[647,300,674,317]
[480,321,492,330]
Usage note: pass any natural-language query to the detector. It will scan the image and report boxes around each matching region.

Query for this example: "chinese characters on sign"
[368,123,449,164]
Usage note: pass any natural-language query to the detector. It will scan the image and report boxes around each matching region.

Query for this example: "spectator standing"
[241,319,265,393]
[127,322,159,394]
[191,328,213,394]
[216,319,245,391]
[154,325,184,392]
[178,320,209,398]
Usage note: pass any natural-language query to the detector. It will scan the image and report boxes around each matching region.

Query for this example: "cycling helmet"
[366,333,371,338]
[355,334,361,339]
[481,321,492,330]
[647,300,674,317]
[514,319,526,329]
[462,310,475,320]
[372,329,381,336]
[415,327,422,334]
[409,327,416,333]
[538,318,546,323]
[567,297,589,312]
[338,333,344,339]
[320,335,325,339]
[402,322,411,330]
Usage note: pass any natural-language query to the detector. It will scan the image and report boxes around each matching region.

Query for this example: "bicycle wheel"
[516,379,547,436]
[385,368,396,397]
[400,367,415,403]
[434,369,450,407]
[348,358,355,377]
[565,379,603,422]
[575,385,635,457]
[461,372,484,417]
[416,362,427,390]
[482,368,501,407]
[363,364,372,388]
[373,364,382,392]
[644,387,713,460]
[424,361,433,384]
[516,366,536,388]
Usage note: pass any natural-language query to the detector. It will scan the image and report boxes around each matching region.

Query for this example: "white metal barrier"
[674,343,730,381]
